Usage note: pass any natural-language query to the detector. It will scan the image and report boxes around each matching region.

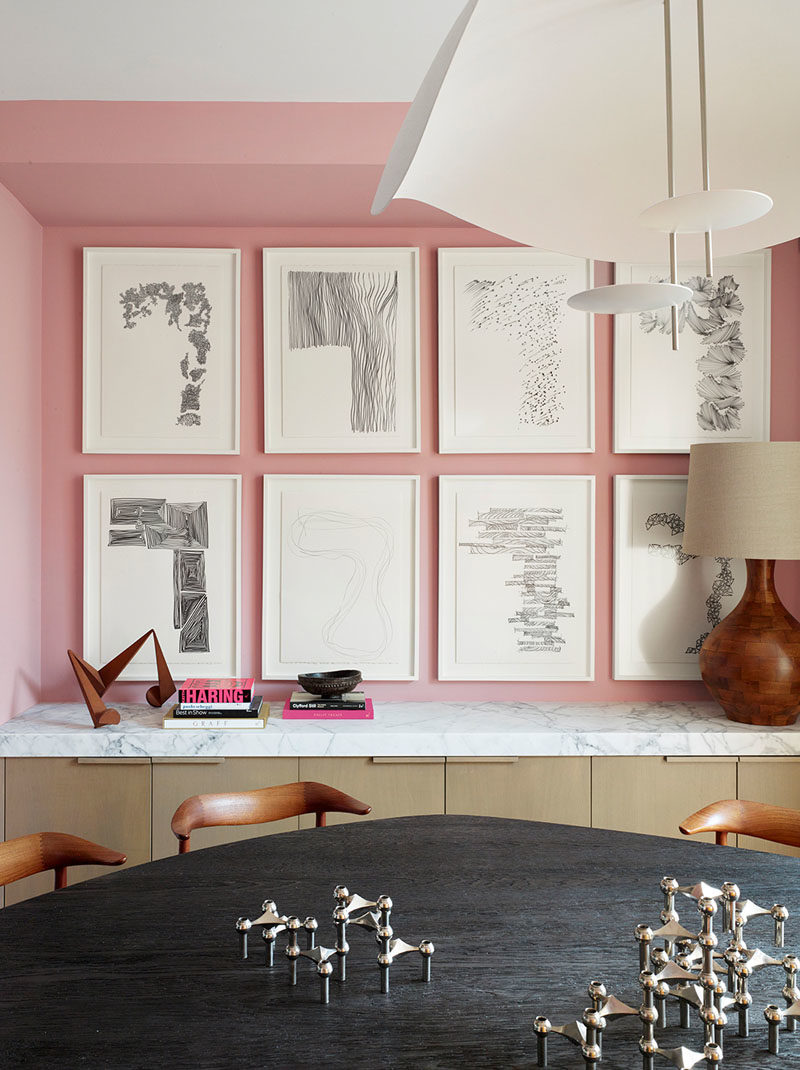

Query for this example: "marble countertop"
[2,700,800,758]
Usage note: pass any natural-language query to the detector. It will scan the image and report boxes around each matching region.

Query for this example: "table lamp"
[682,442,800,725]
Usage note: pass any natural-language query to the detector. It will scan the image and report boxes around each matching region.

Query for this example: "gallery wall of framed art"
[38,226,799,704]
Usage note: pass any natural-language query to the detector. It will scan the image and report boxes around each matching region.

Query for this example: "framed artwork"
[614,251,770,453]
[613,475,746,680]
[263,475,419,680]
[84,474,241,680]
[438,248,594,453]
[263,247,420,453]
[83,247,240,454]
[439,475,595,680]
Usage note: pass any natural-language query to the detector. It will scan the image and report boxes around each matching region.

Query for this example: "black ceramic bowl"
[297,670,362,698]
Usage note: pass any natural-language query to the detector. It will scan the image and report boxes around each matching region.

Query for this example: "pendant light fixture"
[568,0,771,349]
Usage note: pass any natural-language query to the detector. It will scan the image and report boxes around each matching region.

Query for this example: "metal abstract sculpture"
[67,629,176,728]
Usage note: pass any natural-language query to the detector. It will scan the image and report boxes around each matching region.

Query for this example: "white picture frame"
[263,247,421,453]
[614,251,770,453]
[439,475,595,680]
[438,248,594,453]
[84,474,241,680]
[263,474,419,679]
[83,248,240,454]
[613,475,746,680]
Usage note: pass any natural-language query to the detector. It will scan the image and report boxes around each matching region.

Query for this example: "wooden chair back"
[679,799,800,848]
[0,832,126,890]
[171,780,372,853]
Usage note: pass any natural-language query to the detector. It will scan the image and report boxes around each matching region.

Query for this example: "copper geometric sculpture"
[67,629,176,728]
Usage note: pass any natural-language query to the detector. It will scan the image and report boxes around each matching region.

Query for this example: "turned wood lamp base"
[700,559,800,726]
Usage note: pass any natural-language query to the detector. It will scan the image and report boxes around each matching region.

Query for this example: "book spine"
[282,701,374,720]
[171,711,258,719]
[163,718,265,730]
[176,702,254,711]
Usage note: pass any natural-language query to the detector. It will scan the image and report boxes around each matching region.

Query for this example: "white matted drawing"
[83,248,240,454]
[263,248,420,453]
[613,475,746,680]
[614,252,770,453]
[84,475,241,679]
[263,475,419,679]
[438,248,594,453]
[439,475,594,680]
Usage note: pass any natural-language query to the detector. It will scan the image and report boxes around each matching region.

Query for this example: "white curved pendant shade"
[638,189,773,233]
[373,0,800,263]
[567,282,693,314]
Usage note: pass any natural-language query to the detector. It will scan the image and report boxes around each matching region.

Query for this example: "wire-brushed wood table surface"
[1,815,799,1068]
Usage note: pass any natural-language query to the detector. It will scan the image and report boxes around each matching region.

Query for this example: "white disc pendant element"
[567,282,693,314]
[639,189,773,233]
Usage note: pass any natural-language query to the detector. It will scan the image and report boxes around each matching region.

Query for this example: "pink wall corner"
[39,228,800,710]
[0,183,42,722]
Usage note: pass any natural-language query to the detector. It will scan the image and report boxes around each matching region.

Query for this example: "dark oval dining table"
[1,814,799,1069]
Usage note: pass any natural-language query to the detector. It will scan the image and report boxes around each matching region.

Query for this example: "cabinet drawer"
[446,757,590,826]
[298,757,445,828]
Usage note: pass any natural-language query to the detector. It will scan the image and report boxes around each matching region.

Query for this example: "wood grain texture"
[446,756,591,826]
[591,757,737,842]
[700,559,800,725]
[152,757,300,859]
[0,832,125,889]
[4,758,151,905]
[680,798,800,852]
[737,759,800,857]
[0,815,795,1069]
[171,781,372,852]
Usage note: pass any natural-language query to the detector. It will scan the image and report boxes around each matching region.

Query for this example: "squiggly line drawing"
[289,510,394,661]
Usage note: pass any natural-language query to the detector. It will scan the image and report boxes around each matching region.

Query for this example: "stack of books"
[282,689,374,720]
[163,677,267,729]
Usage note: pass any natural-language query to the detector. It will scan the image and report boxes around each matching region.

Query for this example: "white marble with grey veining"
[2,700,800,758]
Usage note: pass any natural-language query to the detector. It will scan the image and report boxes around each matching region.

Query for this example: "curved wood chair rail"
[171,781,372,853]
[0,832,127,890]
[679,799,800,848]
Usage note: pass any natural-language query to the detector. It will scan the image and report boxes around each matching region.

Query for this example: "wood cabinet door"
[591,757,737,842]
[297,757,445,828]
[4,757,151,905]
[737,758,800,856]
[151,757,300,859]
[446,757,591,827]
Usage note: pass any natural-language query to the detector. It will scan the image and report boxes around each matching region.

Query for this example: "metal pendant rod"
[696,0,713,277]
[664,0,679,350]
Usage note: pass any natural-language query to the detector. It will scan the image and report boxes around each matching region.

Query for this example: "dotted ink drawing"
[465,272,567,427]
[287,270,398,434]
[120,282,212,428]
[639,274,746,432]
[646,511,735,654]
[460,507,573,654]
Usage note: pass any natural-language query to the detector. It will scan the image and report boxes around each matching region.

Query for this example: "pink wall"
[38,226,800,709]
[0,185,42,722]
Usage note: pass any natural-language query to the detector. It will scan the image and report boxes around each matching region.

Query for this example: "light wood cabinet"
[4,757,151,905]
[446,757,591,826]
[297,757,445,828]
[737,757,800,857]
[591,757,738,843]
[151,757,300,859]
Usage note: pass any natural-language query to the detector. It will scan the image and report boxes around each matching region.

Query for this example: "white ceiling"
[0,0,466,102]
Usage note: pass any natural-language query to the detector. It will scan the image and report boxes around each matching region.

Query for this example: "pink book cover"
[282,700,374,720]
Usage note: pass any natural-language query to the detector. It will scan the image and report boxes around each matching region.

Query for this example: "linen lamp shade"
[682,441,800,726]
[683,442,800,560]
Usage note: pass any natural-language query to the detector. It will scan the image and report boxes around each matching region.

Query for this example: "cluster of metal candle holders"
[235,884,434,1004]
[534,877,800,1068]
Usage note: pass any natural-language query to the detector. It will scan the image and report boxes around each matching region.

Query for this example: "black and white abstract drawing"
[83,248,240,454]
[120,281,212,428]
[288,509,395,661]
[459,507,573,654]
[84,475,241,680]
[288,270,398,433]
[613,253,770,453]
[108,497,210,653]
[263,475,419,679]
[438,249,593,453]
[263,248,420,452]
[613,475,745,680]
[439,476,594,681]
